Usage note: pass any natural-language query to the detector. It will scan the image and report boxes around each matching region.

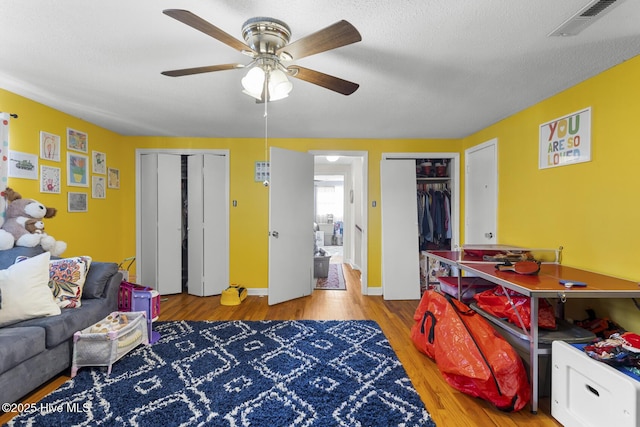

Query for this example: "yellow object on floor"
[221,284,247,306]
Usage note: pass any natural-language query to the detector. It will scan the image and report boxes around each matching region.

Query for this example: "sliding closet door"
[380,159,421,300]
[139,153,182,295]
[187,154,228,296]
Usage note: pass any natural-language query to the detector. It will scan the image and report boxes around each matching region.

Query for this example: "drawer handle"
[585,384,600,397]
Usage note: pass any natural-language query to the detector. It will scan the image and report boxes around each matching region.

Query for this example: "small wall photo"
[67,128,88,153]
[67,152,88,187]
[8,150,38,180]
[92,151,106,174]
[68,192,88,212]
[40,165,61,193]
[40,131,61,162]
[92,176,106,199]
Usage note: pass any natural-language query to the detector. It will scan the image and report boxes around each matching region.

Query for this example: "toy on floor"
[221,284,247,306]
[90,313,129,333]
[71,311,149,377]
[118,281,161,344]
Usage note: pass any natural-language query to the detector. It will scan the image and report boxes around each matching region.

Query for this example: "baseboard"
[367,287,383,296]
[247,288,268,297]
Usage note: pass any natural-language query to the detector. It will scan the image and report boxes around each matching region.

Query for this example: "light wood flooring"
[1,264,561,426]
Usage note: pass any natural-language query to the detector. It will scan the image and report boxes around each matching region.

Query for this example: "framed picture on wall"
[40,131,61,161]
[8,150,38,180]
[40,165,61,193]
[92,150,106,174]
[539,107,591,169]
[67,152,88,187]
[67,128,88,153]
[68,192,88,212]
[108,167,120,189]
[92,176,106,199]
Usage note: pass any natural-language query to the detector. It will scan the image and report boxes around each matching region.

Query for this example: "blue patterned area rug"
[7,320,436,427]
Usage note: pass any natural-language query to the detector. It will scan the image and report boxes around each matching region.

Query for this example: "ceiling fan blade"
[162,63,244,77]
[277,20,361,60]
[287,66,359,95]
[163,9,254,55]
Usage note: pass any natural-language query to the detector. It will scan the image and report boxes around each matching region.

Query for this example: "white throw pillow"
[0,252,61,327]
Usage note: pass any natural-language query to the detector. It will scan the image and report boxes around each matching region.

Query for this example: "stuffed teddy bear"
[0,217,15,250]
[1,187,67,256]
[24,218,45,234]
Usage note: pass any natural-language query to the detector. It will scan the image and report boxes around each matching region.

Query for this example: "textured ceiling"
[1,0,639,140]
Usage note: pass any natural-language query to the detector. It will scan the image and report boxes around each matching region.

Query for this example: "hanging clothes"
[417,184,450,250]
[444,190,452,240]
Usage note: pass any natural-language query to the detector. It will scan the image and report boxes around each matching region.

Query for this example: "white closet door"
[465,140,498,244]
[140,153,182,295]
[380,159,421,300]
[139,154,158,289]
[187,154,228,296]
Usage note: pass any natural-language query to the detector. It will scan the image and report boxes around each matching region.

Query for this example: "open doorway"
[314,174,344,264]
[312,152,368,294]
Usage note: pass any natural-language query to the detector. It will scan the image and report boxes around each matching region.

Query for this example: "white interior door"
[139,154,158,289]
[268,147,314,305]
[187,154,228,296]
[380,159,421,300]
[140,153,182,295]
[465,139,498,244]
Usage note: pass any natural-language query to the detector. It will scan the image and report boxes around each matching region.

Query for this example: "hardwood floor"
[1,264,561,426]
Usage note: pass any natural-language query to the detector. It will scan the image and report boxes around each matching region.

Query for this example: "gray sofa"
[0,246,122,404]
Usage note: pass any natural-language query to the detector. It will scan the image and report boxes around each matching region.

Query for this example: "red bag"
[411,290,447,359]
[473,286,556,330]
[413,291,531,412]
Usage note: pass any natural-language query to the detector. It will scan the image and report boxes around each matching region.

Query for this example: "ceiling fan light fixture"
[268,69,293,101]
[241,67,266,99]
[161,11,362,98]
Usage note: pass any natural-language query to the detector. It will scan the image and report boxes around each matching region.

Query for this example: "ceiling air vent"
[548,0,625,37]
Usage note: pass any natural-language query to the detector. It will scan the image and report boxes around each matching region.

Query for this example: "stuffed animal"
[24,218,45,234]
[0,217,15,250]
[1,187,67,256]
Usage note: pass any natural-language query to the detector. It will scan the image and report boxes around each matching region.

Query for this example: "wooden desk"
[425,250,640,413]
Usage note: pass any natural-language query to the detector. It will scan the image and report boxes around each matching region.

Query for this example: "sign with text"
[539,107,591,169]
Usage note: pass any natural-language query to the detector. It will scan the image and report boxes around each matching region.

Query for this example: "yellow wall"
[3,53,639,330]
[463,54,640,330]
[0,89,129,262]
[0,90,458,290]
[124,136,458,290]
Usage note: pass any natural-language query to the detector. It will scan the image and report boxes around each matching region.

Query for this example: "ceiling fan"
[161,9,362,101]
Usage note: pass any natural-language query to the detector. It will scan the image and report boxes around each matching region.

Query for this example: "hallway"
[319,244,343,264]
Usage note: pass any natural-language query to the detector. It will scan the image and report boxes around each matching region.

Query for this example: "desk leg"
[529,296,539,414]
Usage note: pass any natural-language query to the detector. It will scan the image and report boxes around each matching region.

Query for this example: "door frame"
[310,150,368,294]
[464,138,498,244]
[381,152,460,250]
[135,148,230,289]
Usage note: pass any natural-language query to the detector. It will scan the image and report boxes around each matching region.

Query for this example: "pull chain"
[264,92,268,162]
[263,74,270,186]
